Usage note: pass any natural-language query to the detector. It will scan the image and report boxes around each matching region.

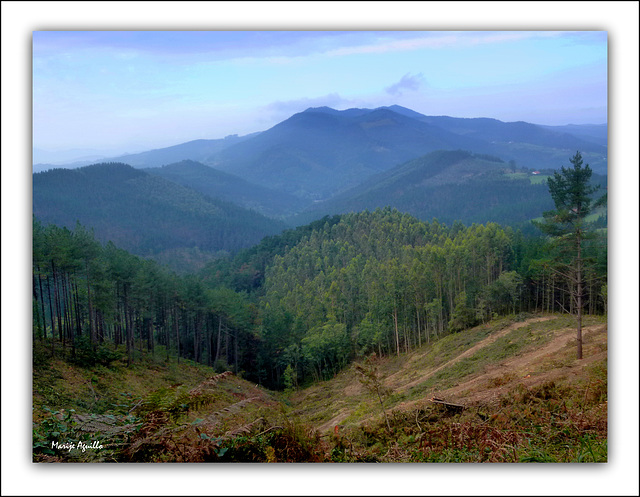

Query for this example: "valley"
[33,106,607,273]
[31,105,608,465]
[32,314,607,463]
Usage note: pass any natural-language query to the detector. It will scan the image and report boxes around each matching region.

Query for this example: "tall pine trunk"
[46,273,55,356]
[173,306,180,363]
[37,268,47,341]
[51,262,64,348]
[576,236,583,360]
[215,315,222,366]
[32,272,42,341]
[85,261,95,345]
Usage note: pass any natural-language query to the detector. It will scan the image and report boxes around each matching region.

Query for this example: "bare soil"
[391,321,607,415]
[307,316,607,432]
[385,316,554,392]
[440,323,607,407]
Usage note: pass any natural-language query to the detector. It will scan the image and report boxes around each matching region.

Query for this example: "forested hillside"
[251,209,606,387]
[293,150,607,229]
[154,107,495,200]
[33,207,606,391]
[32,218,261,373]
[46,106,607,202]
[384,105,607,173]
[145,160,307,219]
[32,152,608,464]
[33,163,286,263]
[27,26,615,470]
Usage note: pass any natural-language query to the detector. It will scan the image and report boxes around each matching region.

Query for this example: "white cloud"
[385,73,425,95]
[325,31,561,57]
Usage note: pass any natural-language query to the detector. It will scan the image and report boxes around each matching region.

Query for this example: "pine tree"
[534,151,605,359]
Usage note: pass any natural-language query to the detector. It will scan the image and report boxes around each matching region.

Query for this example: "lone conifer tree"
[535,151,605,359]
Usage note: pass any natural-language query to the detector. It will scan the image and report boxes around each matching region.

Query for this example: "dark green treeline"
[33,208,606,389]
[32,218,257,372]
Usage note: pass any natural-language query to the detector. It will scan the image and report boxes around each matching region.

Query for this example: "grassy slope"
[33,313,607,463]
[32,348,292,462]
[287,313,608,462]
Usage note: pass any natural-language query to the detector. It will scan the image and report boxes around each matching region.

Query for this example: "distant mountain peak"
[302,106,345,115]
[377,104,426,117]
[303,104,426,118]
[303,106,386,118]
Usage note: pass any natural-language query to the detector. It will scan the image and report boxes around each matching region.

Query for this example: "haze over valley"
[33,104,607,272]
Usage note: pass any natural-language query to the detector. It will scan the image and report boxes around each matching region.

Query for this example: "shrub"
[448,292,478,333]
[71,337,123,368]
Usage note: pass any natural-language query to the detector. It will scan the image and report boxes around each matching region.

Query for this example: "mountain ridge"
[33,105,608,235]
[144,159,307,218]
[35,105,607,179]
[291,149,606,228]
[212,106,500,199]
[33,162,286,268]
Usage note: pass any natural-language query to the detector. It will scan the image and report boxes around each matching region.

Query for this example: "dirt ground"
[391,319,607,414]
[315,316,607,432]
[440,323,607,407]
[384,316,554,392]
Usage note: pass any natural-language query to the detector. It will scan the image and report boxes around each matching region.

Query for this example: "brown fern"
[200,397,259,426]
[221,417,266,440]
[189,371,234,396]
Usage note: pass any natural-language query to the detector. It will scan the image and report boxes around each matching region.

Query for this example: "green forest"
[32,162,286,259]
[32,153,607,391]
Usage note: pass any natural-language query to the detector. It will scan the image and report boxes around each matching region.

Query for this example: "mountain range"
[33,105,607,269]
[34,105,607,179]
[292,149,553,227]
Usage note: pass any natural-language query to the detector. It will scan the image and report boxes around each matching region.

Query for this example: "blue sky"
[32,30,607,160]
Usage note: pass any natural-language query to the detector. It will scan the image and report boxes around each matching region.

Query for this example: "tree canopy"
[33,167,607,389]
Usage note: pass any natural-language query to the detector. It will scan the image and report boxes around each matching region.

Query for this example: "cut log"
[430,397,466,413]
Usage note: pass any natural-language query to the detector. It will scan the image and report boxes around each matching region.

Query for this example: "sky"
[32,29,608,161]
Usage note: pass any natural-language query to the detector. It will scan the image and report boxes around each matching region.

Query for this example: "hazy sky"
[32,30,607,158]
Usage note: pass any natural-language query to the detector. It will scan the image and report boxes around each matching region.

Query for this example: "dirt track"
[308,316,607,433]
[384,317,554,392]
[392,320,607,414]
[440,323,607,407]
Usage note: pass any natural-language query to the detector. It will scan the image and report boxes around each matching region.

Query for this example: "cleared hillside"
[290,315,607,432]
[33,313,607,463]
[32,350,294,462]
